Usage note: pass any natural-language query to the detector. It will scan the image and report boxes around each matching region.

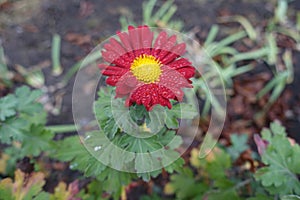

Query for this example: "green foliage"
[93,88,190,179]
[120,0,183,31]
[0,86,52,175]
[163,122,300,200]
[166,168,208,200]
[227,134,249,161]
[254,122,300,196]
[167,142,246,200]
[50,134,107,178]
[50,133,134,199]
[78,180,109,200]
[165,102,197,129]
[0,86,45,144]
[21,124,54,157]
[49,87,196,199]
[0,95,17,121]
[0,86,51,155]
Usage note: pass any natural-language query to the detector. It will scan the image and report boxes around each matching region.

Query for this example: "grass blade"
[218,15,257,40]
[152,0,174,22]
[204,25,219,47]
[0,46,12,87]
[51,34,63,76]
[230,47,268,64]
[143,0,157,24]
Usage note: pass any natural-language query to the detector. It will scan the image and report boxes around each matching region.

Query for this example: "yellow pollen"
[130,54,162,83]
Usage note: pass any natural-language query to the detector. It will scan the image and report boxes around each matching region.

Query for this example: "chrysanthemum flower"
[99,25,195,111]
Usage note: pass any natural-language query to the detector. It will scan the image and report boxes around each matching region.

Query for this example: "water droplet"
[94,146,102,151]
[84,135,91,140]
[70,163,78,169]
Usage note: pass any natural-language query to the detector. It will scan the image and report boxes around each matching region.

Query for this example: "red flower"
[99,25,195,111]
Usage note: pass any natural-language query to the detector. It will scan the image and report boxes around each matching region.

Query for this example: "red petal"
[168,58,192,69]
[117,31,132,51]
[155,35,177,60]
[128,26,141,51]
[115,73,138,96]
[160,66,191,88]
[129,84,176,111]
[177,66,195,79]
[108,38,127,55]
[101,50,118,63]
[153,31,168,56]
[106,76,121,86]
[102,66,129,76]
[141,26,153,54]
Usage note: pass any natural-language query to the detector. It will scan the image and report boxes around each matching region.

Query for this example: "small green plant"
[120,0,183,31]
[254,121,300,197]
[0,86,52,175]
[165,134,252,200]
[49,87,196,199]
[163,122,300,200]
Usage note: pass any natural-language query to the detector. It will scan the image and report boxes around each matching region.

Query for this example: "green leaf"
[281,195,300,200]
[227,134,249,160]
[15,86,43,115]
[147,105,166,133]
[50,135,106,178]
[21,124,54,156]
[3,147,24,176]
[94,88,121,139]
[247,194,273,200]
[164,157,185,173]
[270,121,286,136]
[140,194,162,200]
[121,129,184,177]
[254,122,300,195]
[96,167,134,199]
[167,168,208,200]
[165,103,197,129]
[135,153,154,173]
[0,118,27,144]
[0,179,14,200]
[122,134,163,153]
[0,95,17,121]
[0,86,46,145]
[32,192,50,200]
[200,147,232,180]
[207,189,241,200]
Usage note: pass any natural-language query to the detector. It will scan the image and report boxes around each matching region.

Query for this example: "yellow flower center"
[130,55,162,83]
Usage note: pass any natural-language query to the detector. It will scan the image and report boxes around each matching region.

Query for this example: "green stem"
[46,124,78,133]
[61,50,101,86]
